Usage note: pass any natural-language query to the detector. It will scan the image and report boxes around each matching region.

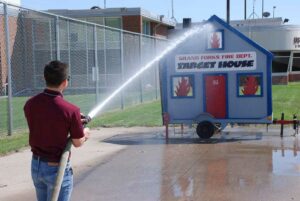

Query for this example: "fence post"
[154,38,158,100]
[85,24,89,86]
[94,25,100,103]
[67,20,72,85]
[120,30,125,109]
[55,16,60,60]
[21,12,28,89]
[280,113,284,137]
[103,27,107,88]
[4,3,13,136]
[49,19,53,60]
[31,19,36,88]
[139,34,143,103]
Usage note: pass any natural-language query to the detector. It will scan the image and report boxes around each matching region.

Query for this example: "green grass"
[1,82,300,154]
[272,82,300,119]
[0,89,158,135]
[90,100,162,127]
[0,133,29,155]
[0,100,161,155]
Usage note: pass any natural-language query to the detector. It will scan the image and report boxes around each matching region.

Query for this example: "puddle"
[272,150,300,176]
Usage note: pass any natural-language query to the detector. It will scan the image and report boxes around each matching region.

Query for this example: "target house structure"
[160,15,273,139]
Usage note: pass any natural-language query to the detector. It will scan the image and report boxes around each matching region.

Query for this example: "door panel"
[204,75,227,119]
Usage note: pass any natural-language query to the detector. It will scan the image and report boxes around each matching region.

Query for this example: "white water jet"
[88,24,211,119]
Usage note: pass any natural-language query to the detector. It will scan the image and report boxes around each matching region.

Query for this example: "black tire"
[196,121,215,139]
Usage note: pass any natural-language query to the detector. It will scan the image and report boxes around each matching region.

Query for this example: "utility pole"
[171,0,175,19]
[170,0,177,22]
[262,0,264,18]
[104,0,106,8]
[244,0,247,20]
[226,0,230,24]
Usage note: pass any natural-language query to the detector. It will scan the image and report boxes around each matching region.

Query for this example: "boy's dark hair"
[44,60,68,87]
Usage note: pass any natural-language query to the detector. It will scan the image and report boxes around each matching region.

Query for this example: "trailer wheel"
[196,121,215,139]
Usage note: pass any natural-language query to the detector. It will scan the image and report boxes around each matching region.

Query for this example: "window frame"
[236,72,264,98]
[170,74,195,99]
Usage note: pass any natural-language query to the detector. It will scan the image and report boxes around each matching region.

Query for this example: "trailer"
[160,15,273,139]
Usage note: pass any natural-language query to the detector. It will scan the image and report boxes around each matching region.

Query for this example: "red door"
[204,75,227,119]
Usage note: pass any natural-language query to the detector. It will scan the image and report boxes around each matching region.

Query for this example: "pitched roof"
[207,15,273,59]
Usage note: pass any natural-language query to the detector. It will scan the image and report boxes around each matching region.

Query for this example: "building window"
[142,20,151,35]
[86,17,104,25]
[105,18,121,29]
[272,51,290,73]
[292,53,300,72]
[237,73,263,97]
[272,51,291,57]
[272,57,289,73]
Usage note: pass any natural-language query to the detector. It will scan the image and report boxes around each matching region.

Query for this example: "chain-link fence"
[0,2,169,136]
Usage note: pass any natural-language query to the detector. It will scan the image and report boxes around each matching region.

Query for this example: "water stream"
[88,24,212,119]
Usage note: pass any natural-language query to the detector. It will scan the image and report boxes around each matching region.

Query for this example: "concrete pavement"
[1,126,300,201]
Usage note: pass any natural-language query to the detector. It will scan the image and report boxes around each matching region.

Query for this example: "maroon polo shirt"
[24,89,85,162]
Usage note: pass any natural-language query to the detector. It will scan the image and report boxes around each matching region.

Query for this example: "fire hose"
[50,115,91,201]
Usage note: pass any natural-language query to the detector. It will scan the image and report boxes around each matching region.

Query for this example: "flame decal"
[210,32,220,49]
[242,76,259,95]
[175,77,191,96]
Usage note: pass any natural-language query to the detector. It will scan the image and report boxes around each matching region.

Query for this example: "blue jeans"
[31,157,73,201]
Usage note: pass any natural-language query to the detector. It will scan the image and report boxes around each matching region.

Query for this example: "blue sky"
[21,0,299,24]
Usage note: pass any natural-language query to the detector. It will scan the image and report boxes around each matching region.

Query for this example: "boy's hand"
[83,127,90,142]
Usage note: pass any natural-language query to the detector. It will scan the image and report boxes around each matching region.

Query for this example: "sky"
[18,0,300,25]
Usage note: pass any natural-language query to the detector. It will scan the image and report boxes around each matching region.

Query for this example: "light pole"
[244,0,247,20]
[227,0,230,23]
[171,0,175,19]
[262,0,264,18]
[104,0,106,8]
[273,6,276,18]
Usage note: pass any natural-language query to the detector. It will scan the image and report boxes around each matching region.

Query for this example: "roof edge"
[207,15,273,59]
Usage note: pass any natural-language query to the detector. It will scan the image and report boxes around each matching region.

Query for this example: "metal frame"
[0,1,168,136]
[94,25,100,103]
[31,20,37,88]
[55,16,60,60]
[67,20,72,85]
[139,35,143,103]
[49,19,53,60]
[85,24,89,86]
[103,26,107,87]
[120,28,125,109]
[3,3,13,135]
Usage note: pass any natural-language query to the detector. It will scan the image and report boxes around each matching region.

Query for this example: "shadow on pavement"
[103,132,263,146]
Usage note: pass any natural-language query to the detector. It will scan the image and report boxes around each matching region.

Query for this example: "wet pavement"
[71,127,300,201]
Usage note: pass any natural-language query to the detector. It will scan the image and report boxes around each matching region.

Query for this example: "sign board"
[294,37,300,49]
[175,52,256,72]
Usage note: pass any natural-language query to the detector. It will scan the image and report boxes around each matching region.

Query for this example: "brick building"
[0,6,19,95]
[47,7,175,38]
[0,6,175,96]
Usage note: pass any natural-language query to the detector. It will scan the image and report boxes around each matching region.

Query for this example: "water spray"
[51,25,210,201]
[87,24,211,120]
